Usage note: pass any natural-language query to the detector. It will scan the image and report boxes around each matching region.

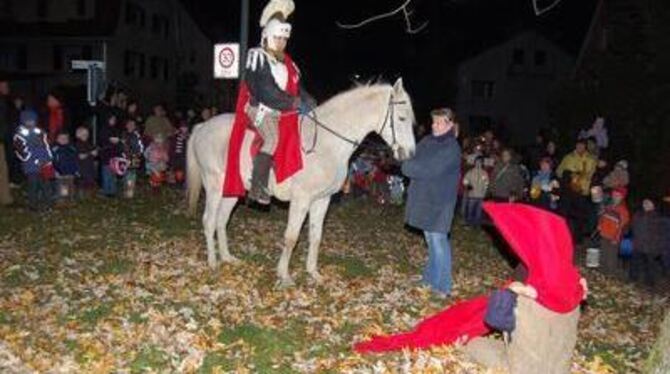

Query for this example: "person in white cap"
[243,0,315,205]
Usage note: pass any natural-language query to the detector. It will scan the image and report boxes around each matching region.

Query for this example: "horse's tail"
[186,127,202,216]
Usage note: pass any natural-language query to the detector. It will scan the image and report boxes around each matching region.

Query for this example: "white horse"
[186,78,416,287]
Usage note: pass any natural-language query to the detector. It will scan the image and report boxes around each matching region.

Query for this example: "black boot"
[249,152,272,205]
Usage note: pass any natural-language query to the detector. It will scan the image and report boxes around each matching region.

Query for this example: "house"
[0,0,216,109]
[455,31,574,144]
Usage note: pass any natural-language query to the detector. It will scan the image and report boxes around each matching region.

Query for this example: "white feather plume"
[260,0,295,27]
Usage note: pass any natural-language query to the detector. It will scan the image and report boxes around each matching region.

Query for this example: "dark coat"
[402,131,461,234]
[75,140,97,185]
[52,144,79,176]
[632,211,669,257]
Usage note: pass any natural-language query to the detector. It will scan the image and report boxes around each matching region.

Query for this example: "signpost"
[71,60,106,145]
[214,43,240,79]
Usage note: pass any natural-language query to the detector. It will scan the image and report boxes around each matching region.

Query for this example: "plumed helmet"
[260,0,294,50]
[260,0,294,27]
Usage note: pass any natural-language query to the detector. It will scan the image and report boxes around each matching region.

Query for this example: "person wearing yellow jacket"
[556,140,597,196]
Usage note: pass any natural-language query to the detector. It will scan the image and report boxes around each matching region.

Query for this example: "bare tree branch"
[336,0,428,34]
[532,0,562,16]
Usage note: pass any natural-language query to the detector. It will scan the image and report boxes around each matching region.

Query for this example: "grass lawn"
[0,187,667,373]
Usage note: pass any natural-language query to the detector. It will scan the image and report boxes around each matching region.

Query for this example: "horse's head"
[381,78,416,161]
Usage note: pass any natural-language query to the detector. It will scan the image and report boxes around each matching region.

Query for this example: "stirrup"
[249,186,271,205]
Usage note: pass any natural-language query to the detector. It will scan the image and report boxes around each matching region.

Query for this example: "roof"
[451,0,599,64]
[0,1,121,38]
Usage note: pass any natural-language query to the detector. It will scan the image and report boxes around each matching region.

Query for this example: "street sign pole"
[240,0,249,78]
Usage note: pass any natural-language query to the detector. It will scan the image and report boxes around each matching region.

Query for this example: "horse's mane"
[317,83,391,118]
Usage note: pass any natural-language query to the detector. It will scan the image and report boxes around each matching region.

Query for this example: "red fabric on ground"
[354,203,583,354]
[222,54,303,197]
[353,296,490,353]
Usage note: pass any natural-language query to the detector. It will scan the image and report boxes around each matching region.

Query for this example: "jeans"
[26,174,53,210]
[422,231,453,294]
[101,166,118,196]
[463,197,483,226]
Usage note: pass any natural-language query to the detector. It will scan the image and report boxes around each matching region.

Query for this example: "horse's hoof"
[207,260,218,269]
[277,277,295,289]
[221,255,241,264]
[308,271,323,284]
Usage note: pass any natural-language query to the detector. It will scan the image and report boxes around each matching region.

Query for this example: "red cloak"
[354,203,584,353]
[222,53,303,197]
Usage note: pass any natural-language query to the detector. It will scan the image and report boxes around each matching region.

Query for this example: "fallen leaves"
[0,191,666,373]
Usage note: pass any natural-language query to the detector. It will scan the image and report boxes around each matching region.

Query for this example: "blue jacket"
[402,131,461,233]
[13,125,52,175]
[52,144,80,176]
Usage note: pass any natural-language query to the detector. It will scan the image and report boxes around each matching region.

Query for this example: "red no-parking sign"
[214,43,239,79]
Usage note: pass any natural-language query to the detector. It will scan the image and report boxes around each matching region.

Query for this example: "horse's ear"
[393,78,405,94]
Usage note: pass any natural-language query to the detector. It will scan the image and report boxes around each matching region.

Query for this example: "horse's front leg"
[306,197,331,283]
[277,199,309,288]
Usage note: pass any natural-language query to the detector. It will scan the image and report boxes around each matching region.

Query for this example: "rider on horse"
[244,0,315,205]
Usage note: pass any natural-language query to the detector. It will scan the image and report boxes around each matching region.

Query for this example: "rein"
[300,95,405,154]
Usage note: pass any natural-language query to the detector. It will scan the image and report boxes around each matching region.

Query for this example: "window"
[76,0,86,16]
[17,44,26,70]
[468,115,493,133]
[53,45,63,70]
[150,56,159,79]
[37,0,48,18]
[124,50,135,76]
[125,2,145,27]
[82,45,92,60]
[151,14,159,33]
[163,20,170,39]
[534,50,547,66]
[0,0,13,18]
[471,80,495,99]
[163,59,169,81]
[125,2,136,24]
[138,8,145,28]
[512,48,525,65]
[138,54,145,78]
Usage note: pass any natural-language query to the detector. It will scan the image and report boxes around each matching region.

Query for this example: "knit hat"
[20,109,38,124]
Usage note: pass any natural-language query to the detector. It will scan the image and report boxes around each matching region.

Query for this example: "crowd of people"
[458,117,669,289]
[0,78,219,211]
[2,75,668,291]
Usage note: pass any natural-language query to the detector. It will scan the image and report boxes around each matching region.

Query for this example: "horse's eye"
[398,116,407,122]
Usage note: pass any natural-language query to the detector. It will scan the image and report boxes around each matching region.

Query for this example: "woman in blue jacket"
[402,108,461,296]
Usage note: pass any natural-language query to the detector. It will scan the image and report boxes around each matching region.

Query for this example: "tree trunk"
[646,309,670,374]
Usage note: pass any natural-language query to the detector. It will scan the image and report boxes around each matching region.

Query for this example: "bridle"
[300,94,406,154]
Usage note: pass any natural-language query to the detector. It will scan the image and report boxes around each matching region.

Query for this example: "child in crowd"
[630,199,668,288]
[597,187,630,277]
[51,132,79,203]
[168,122,189,186]
[99,126,126,197]
[603,160,630,190]
[74,126,97,196]
[122,119,144,198]
[144,134,169,193]
[530,157,560,211]
[13,109,54,211]
[462,157,489,225]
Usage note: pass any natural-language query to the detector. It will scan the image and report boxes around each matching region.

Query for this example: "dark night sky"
[183,0,597,117]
